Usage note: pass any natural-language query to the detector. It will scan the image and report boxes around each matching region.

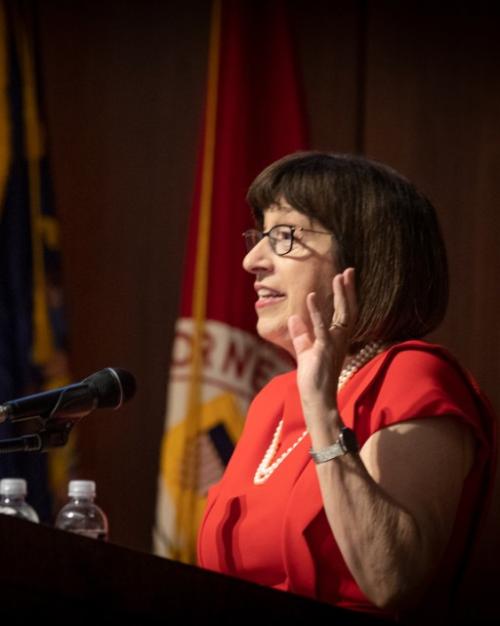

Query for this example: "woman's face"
[242,202,339,355]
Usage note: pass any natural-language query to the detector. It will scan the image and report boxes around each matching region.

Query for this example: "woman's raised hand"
[287,268,357,431]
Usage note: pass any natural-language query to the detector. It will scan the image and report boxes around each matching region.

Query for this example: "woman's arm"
[288,268,475,609]
[310,412,473,609]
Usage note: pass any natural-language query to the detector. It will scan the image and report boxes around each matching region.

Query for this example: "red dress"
[197,340,496,618]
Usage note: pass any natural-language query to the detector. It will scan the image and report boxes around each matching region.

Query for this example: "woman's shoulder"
[375,339,479,391]
[355,339,495,440]
[385,339,458,363]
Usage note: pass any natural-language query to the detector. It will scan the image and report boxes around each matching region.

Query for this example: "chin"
[256,321,294,355]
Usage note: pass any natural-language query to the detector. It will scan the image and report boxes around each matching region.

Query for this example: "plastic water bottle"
[55,480,109,540]
[0,478,40,523]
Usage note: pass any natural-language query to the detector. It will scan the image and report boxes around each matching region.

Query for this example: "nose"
[242,236,273,275]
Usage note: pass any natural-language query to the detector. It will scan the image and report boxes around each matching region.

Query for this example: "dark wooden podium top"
[0,513,395,625]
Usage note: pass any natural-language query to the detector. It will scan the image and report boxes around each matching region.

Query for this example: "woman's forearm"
[315,452,431,608]
[309,417,437,609]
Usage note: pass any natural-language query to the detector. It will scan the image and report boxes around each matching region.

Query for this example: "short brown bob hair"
[247,151,448,348]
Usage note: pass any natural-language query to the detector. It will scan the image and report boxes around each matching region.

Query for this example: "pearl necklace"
[253,341,384,485]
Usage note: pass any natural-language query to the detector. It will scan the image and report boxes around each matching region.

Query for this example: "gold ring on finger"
[329,321,348,330]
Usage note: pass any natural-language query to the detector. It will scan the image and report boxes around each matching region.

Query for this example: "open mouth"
[255,288,286,308]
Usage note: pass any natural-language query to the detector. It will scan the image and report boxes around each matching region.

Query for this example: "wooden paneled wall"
[37,0,499,610]
[37,0,210,550]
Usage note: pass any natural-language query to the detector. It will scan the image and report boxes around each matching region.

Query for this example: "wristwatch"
[310,427,359,464]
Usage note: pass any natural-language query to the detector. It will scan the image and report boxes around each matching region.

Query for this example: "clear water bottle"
[0,478,40,523]
[55,480,109,540]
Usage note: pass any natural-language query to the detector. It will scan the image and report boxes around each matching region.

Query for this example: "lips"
[254,284,286,309]
[257,288,285,298]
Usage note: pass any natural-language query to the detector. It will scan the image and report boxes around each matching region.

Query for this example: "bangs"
[246,152,333,229]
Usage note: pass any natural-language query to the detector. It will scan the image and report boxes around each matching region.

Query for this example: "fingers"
[288,292,331,357]
[288,313,313,355]
[330,275,348,329]
[343,267,358,323]
[306,292,331,343]
[330,267,357,334]
[288,313,308,340]
[289,267,357,356]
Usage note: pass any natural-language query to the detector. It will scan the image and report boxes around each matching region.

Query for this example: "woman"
[196,152,496,621]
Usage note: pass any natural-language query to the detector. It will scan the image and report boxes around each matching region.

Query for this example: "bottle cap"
[68,480,96,498]
[0,478,28,496]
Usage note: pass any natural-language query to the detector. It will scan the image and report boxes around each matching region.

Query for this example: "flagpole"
[175,0,222,563]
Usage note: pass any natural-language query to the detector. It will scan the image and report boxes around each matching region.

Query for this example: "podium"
[0,513,395,625]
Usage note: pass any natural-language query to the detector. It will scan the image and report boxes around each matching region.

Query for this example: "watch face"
[340,427,359,453]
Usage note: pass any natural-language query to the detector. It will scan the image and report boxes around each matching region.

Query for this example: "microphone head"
[84,368,136,409]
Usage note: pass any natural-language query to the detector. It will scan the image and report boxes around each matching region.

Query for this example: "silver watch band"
[310,441,345,464]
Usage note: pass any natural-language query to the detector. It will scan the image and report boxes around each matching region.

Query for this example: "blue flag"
[0,1,72,522]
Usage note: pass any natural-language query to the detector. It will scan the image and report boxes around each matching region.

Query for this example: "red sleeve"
[354,345,489,447]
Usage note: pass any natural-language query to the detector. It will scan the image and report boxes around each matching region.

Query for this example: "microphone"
[0,367,136,424]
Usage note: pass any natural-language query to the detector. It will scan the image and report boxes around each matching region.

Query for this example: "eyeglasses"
[242,224,332,256]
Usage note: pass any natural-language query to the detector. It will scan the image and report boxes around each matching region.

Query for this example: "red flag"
[155,0,307,564]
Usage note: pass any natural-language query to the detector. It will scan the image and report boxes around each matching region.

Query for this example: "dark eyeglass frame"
[242,224,332,256]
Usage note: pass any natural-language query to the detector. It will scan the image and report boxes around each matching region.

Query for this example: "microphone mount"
[0,421,72,454]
